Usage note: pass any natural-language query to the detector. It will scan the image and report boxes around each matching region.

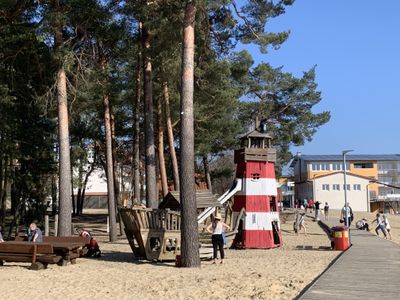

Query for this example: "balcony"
[234,147,276,163]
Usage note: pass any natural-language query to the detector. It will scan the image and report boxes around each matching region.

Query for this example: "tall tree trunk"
[180,2,200,268]
[158,98,168,197]
[110,110,120,207]
[53,0,72,236]
[0,157,8,228]
[133,22,142,203]
[101,59,118,242]
[203,155,212,192]
[0,158,4,228]
[57,66,72,236]
[142,27,158,208]
[162,81,180,191]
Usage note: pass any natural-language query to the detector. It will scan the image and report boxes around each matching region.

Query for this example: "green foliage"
[0,2,57,226]
[0,0,330,224]
[235,54,331,170]
[194,58,242,156]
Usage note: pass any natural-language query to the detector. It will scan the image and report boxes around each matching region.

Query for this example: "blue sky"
[239,0,400,155]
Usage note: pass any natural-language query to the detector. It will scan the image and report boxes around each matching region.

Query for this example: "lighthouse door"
[272,221,280,245]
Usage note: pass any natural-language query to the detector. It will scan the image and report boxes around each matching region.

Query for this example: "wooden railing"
[234,147,276,163]
[120,208,181,231]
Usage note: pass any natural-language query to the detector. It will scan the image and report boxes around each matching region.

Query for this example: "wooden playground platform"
[119,206,242,262]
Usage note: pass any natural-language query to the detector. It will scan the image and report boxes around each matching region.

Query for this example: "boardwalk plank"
[299,218,400,300]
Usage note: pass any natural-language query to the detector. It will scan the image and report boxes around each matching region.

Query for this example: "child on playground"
[206,213,230,264]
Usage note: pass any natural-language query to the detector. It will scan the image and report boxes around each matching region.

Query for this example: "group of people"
[296,198,330,221]
[356,213,392,239]
[371,213,392,239]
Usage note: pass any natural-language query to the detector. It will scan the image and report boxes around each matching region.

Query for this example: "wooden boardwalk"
[299,219,400,300]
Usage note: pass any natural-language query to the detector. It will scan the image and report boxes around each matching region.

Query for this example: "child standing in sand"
[297,213,307,236]
[207,213,230,264]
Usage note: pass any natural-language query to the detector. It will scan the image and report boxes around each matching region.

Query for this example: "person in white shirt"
[296,213,307,236]
[382,214,392,240]
[371,213,387,239]
[207,213,230,264]
[341,203,353,226]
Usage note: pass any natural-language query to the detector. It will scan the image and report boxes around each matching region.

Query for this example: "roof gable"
[311,171,375,182]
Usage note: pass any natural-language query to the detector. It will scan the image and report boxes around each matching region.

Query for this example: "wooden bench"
[0,242,62,270]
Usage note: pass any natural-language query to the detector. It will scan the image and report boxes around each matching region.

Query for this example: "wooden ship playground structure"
[119,121,282,261]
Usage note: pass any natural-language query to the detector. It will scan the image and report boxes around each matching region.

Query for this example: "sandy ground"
[0,212,342,300]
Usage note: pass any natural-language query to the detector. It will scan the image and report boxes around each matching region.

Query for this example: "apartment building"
[290,154,400,213]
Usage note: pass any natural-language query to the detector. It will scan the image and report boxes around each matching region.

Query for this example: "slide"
[197,178,242,224]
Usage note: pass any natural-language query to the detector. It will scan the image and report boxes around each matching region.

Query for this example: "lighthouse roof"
[241,129,272,139]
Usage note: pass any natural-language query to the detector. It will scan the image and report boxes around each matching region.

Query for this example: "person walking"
[297,213,307,236]
[382,214,392,240]
[324,202,329,220]
[207,213,230,264]
[341,203,353,227]
[314,200,321,220]
[308,199,314,213]
[303,198,308,211]
[371,213,387,239]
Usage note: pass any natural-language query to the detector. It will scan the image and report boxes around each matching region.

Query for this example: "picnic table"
[49,242,83,266]
[2,240,86,267]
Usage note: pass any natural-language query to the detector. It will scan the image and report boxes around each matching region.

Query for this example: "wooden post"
[45,215,49,236]
[54,214,58,236]
[107,216,110,233]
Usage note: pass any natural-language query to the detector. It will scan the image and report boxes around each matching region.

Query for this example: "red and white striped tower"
[232,123,282,248]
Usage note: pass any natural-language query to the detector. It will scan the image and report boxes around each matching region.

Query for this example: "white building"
[296,172,372,212]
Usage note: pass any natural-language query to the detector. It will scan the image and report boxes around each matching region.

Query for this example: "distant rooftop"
[297,154,400,162]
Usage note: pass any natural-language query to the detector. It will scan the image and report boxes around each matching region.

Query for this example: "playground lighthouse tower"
[232,120,281,248]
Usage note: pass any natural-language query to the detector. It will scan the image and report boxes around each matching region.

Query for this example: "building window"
[322,184,330,191]
[343,184,350,191]
[311,163,330,171]
[333,184,340,191]
[252,173,260,180]
[353,184,361,191]
[353,162,373,169]
[332,162,350,171]
[311,163,320,171]
[321,163,330,171]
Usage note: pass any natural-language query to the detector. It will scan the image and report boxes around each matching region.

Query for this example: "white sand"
[0,214,342,300]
